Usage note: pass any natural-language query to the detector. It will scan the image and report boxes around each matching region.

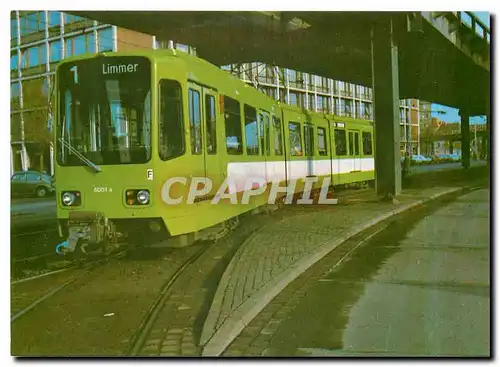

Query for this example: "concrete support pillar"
[486,114,490,165]
[10,145,15,176]
[459,110,470,168]
[371,17,401,197]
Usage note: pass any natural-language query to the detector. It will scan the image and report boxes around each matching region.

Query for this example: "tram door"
[187,82,222,197]
[348,130,361,172]
[304,124,315,177]
[258,110,271,183]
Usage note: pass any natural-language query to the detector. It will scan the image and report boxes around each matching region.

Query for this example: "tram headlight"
[136,190,150,205]
[61,191,81,206]
[125,189,150,205]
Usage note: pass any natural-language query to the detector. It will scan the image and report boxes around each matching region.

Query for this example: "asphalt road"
[266,188,490,356]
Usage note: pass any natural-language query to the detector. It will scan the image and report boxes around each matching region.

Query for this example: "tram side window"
[224,96,243,155]
[159,80,184,160]
[304,124,314,156]
[317,127,328,156]
[188,89,202,155]
[334,129,347,156]
[348,131,354,156]
[259,112,270,156]
[273,116,283,156]
[244,105,259,155]
[354,132,360,155]
[362,131,373,155]
[205,95,217,154]
[289,121,303,156]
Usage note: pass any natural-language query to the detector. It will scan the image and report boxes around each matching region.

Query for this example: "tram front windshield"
[57,56,151,166]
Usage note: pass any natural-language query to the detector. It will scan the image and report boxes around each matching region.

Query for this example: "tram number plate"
[94,186,113,193]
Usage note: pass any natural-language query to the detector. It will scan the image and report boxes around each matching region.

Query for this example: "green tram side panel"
[54,49,375,236]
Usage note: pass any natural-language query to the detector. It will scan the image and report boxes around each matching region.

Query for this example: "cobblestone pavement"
[200,185,478,355]
[127,213,270,357]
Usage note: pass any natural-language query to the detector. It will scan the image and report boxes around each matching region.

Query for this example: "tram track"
[11,249,127,323]
[11,210,284,356]
[127,243,214,356]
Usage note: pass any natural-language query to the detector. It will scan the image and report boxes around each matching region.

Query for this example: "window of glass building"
[357,101,363,117]
[28,46,39,67]
[265,66,274,80]
[289,92,298,106]
[365,104,373,119]
[399,108,406,123]
[50,41,61,62]
[65,38,73,57]
[25,12,44,34]
[39,44,47,65]
[75,35,86,56]
[11,18,18,39]
[318,96,328,112]
[11,83,20,99]
[87,33,96,53]
[11,54,18,70]
[344,100,352,116]
[338,81,344,92]
[19,16,27,36]
[65,14,84,24]
[20,49,28,68]
[49,11,60,27]
[99,28,113,52]
[24,14,36,35]
[288,69,296,82]
[338,99,345,115]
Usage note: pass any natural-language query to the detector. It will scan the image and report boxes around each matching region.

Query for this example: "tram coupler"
[56,211,121,256]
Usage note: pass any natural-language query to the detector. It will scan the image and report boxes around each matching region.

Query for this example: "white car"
[411,155,432,163]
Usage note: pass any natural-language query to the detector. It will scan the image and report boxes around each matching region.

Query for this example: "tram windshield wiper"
[58,137,102,173]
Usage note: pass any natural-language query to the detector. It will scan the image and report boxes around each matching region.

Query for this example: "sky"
[430,11,489,125]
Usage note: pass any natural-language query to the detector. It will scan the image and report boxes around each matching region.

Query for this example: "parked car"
[433,154,454,163]
[11,170,55,198]
[411,155,432,164]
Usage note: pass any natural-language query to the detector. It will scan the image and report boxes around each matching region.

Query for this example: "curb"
[200,186,468,356]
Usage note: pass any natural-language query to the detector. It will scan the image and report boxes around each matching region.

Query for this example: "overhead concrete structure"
[73,11,490,115]
[72,11,490,196]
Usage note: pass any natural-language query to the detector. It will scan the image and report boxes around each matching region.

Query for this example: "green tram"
[54,49,375,256]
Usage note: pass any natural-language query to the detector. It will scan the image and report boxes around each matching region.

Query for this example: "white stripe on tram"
[227,158,375,191]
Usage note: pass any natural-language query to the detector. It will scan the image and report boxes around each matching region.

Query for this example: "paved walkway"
[200,182,481,355]
[329,188,490,356]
